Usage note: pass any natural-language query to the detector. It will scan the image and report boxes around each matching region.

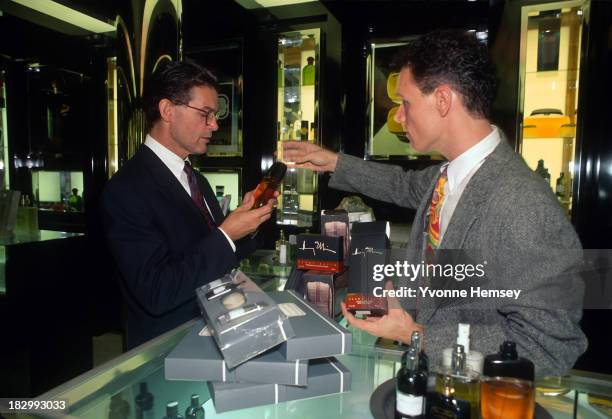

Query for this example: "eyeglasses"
[179,103,221,125]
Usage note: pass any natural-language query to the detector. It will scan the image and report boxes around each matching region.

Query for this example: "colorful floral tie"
[425,166,448,261]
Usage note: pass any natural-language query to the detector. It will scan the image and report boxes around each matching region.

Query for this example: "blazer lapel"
[138,147,209,226]
[419,140,516,323]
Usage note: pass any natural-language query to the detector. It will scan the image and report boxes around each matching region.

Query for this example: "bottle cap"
[267,162,287,182]
[457,323,470,353]
[166,401,178,416]
[190,394,199,407]
[483,341,534,381]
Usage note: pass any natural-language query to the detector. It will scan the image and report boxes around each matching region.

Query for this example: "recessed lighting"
[11,0,114,33]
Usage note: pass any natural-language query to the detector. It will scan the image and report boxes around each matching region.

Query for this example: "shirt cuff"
[218,227,236,252]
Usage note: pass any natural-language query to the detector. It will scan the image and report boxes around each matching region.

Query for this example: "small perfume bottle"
[184,394,205,419]
[134,382,154,419]
[426,375,471,419]
[252,162,287,209]
[163,401,184,419]
[436,344,480,419]
[395,346,427,419]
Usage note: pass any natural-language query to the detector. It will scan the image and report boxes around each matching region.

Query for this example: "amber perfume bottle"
[435,344,480,419]
[252,162,287,208]
[395,346,427,419]
[426,375,471,419]
[480,341,535,419]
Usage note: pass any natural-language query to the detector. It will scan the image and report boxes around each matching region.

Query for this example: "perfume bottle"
[410,331,429,374]
[426,375,471,419]
[252,162,287,209]
[480,341,535,419]
[108,393,130,419]
[134,382,154,419]
[442,323,484,374]
[395,346,427,419]
[302,56,315,86]
[184,394,205,419]
[436,344,480,419]
[163,401,184,419]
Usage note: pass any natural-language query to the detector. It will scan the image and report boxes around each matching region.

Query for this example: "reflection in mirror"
[276,29,320,227]
[519,1,587,217]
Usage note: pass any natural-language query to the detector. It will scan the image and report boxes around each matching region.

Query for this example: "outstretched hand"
[282,141,339,172]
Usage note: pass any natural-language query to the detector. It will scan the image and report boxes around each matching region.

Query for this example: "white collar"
[144,134,190,178]
[445,126,501,192]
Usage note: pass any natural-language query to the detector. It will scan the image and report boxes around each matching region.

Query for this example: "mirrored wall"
[518,0,588,216]
[276,28,320,227]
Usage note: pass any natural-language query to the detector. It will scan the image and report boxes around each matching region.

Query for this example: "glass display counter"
[35,316,612,418]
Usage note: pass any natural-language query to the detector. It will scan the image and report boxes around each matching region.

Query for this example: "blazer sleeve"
[101,182,238,317]
[329,153,441,209]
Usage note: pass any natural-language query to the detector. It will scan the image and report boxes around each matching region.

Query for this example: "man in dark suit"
[102,61,276,349]
[283,30,586,376]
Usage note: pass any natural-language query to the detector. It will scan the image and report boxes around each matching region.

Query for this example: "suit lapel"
[419,140,516,323]
[138,146,210,226]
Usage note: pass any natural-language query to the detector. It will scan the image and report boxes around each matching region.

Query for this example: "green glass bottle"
[302,57,315,86]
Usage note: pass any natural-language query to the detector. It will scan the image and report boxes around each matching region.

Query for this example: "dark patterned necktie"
[183,161,216,229]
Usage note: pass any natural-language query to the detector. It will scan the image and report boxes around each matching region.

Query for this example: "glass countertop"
[0,229,84,246]
[34,318,612,419]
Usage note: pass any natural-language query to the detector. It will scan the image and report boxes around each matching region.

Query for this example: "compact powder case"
[221,290,246,310]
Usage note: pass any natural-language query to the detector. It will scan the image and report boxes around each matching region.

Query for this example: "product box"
[270,290,352,360]
[348,221,390,294]
[164,320,308,385]
[208,357,351,413]
[296,234,344,272]
[321,209,350,262]
[303,269,348,318]
[196,270,295,369]
[344,292,388,317]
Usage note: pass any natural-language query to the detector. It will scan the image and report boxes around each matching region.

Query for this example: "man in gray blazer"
[283,30,586,376]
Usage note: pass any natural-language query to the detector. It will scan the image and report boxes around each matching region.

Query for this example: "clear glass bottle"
[395,346,427,419]
[436,344,480,419]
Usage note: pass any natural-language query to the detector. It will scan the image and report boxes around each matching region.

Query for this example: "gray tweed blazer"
[330,139,586,376]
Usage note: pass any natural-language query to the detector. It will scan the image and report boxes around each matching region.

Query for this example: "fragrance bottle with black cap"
[480,341,535,419]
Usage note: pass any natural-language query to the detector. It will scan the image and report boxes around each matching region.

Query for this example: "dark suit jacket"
[101,146,253,348]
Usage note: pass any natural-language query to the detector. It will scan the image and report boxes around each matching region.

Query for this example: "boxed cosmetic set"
[166,270,353,413]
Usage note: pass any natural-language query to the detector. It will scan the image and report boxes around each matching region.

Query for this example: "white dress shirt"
[144,134,236,252]
[438,126,502,241]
